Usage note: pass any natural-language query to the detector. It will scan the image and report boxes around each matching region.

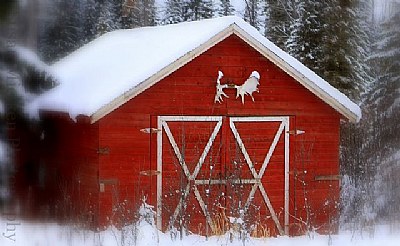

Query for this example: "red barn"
[20,17,360,236]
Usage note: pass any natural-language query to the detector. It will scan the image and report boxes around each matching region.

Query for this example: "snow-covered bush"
[138,198,156,225]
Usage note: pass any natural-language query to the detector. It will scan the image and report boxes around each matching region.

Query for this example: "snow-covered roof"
[28,16,361,123]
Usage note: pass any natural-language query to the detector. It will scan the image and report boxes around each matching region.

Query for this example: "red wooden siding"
[97,113,150,227]
[46,114,99,226]
[14,113,100,226]
[97,34,341,235]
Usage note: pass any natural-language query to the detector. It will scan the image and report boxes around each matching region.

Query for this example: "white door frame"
[157,116,290,235]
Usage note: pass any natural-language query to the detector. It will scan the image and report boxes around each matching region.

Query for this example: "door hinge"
[139,170,161,176]
[286,129,305,135]
[99,179,118,192]
[140,128,161,134]
[97,147,110,155]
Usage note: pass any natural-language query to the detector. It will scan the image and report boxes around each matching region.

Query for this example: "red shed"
[22,16,360,236]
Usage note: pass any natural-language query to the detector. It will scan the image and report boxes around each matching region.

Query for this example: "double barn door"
[156,116,290,236]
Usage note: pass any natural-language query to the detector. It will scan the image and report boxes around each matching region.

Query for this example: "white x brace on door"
[229,117,289,235]
[157,116,290,235]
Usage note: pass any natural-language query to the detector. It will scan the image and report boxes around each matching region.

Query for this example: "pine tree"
[96,0,122,35]
[0,1,15,22]
[164,0,189,24]
[288,0,369,101]
[122,0,156,28]
[244,0,261,29]
[369,2,400,114]
[323,0,355,97]
[264,0,306,54]
[0,1,56,205]
[39,0,86,62]
[338,0,400,226]
[164,0,215,24]
[82,0,101,42]
[352,0,374,99]
[348,1,400,223]
[284,1,304,56]
[322,0,371,101]
[186,0,215,21]
[218,0,235,16]
[292,0,326,72]
[264,0,293,50]
[367,0,400,166]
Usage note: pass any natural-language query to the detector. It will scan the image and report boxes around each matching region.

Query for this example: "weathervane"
[214,70,260,104]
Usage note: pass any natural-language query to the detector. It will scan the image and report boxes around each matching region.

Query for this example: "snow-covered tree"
[96,0,122,35]
[186,0,215,21]
[323,0,371,101]
[369,3,400,114]
[0,1,14,22]
[164,0,189,24]
[286,0,370,101]
[367,1,400,220]
[0,1,56,206]
[264,0,306,57]
[122,0,157,28]
[164,0,215,24]
[283,1,305,56]
[289,0,326,75]
[340,0,398,226]
[82,0,101,42]
[264,0,295,51]
[244,0,261,29]
[217,0,235,16]
[39,0,86,61]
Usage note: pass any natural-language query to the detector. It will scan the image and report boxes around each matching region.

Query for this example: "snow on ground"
[1,217,400,246]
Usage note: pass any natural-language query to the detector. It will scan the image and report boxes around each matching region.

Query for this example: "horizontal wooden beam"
[99,179,118,184]
[314,175,341,181]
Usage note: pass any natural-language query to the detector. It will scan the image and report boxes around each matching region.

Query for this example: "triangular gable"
[29,16,361,123]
